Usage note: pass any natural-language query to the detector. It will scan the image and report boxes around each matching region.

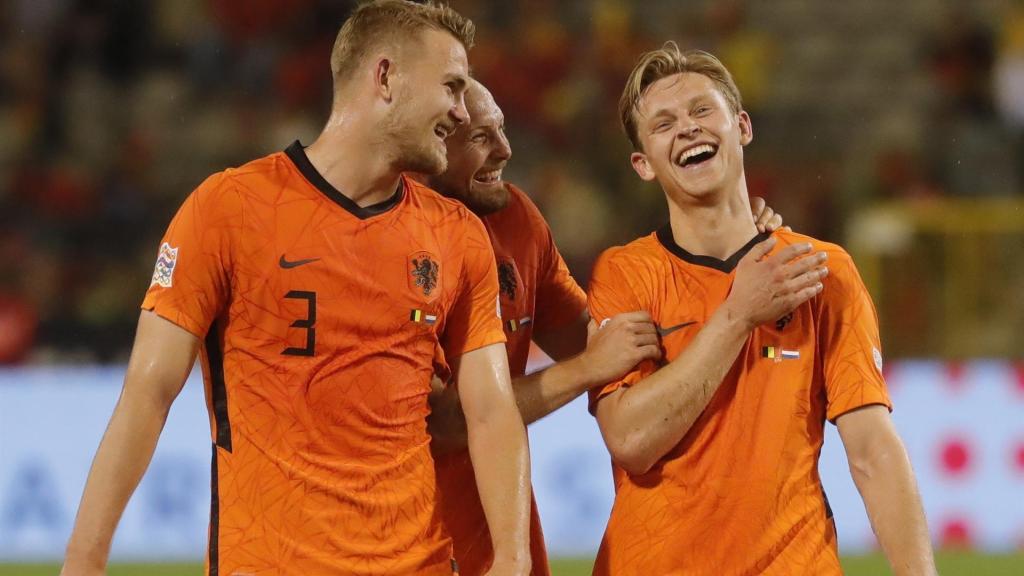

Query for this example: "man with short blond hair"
[61,3,532,575]
[588,43,935,576]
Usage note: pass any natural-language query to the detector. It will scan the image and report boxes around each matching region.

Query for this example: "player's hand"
[723,236,828,330]
[582,312,661,384]
[750,196,787,233]
[426,374,468,454]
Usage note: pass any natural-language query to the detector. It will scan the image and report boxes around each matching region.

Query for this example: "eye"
[653,121,672,133]
[694,106,711,116]
[471,133,488,144]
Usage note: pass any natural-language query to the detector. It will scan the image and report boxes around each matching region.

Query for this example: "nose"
[451,93,469,126]
[677,121,701,139]
[494,130,512,162]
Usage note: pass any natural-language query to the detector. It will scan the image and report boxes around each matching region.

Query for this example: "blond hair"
[619,43,742,150]
[330,1,475,85]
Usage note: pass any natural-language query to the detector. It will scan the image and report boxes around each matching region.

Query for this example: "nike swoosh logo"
[656,321,697,336]
[279,255,321,269]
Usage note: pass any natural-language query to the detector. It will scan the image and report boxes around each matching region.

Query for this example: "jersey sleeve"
[140,173,238,338]
[586,249,657,414]
[818,248,892,422]
[530,208,587,334]
[441,214,507,358]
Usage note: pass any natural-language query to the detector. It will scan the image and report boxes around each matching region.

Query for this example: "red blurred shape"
[1014,441,1024,474]
[939,517,973,549]
[939,437,972,476]
[0,293,37,364]
[944,362,967,392]
[1014,362,1024,396]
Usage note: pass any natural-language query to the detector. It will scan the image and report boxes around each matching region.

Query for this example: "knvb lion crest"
[408,251,440,300]
[498,261,518,301]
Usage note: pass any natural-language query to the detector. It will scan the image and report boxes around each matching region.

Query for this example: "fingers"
[612,310,652,324]
[750,196,767,231]
[767,242,813,266]
[763,211,784,232]
[637,344,663,361]
[754,205,774,233]
[743,235,778,263]
[780,281,824,310]
[780,251,828,279]
[784,266,828,294]
[634,332,659,347]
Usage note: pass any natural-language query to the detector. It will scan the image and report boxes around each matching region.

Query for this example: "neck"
[664,179,759,259]
[304,108,403,207]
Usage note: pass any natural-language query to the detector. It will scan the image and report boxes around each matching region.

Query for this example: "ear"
[630,151,657,182]
[374,58,394,102]
[738,110,753,146]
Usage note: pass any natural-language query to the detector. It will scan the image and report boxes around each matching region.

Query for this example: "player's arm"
[62,311,199,575]
[595,238,828,475]
[429,311,659,453]
[837,406,937,576]
[453,343,532,576]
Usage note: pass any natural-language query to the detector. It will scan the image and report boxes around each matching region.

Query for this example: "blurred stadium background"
[0,0,1022,574]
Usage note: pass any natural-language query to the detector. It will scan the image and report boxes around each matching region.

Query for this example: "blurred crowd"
[1,0,1022,363]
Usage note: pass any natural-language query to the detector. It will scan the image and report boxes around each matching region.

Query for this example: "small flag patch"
[762,346,799,361]
[507,316,531,332]
[409,309,437,324]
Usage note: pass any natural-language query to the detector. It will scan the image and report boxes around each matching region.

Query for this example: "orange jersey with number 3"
[434,184,587,576]
[141,142,505,576]
[587,226,891,576]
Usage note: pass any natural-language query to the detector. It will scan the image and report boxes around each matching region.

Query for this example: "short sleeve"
[441,214,506,358]
[140,173,238,338]
[531,217,587,333]
[586,249,657,414]
[818,249,892,422]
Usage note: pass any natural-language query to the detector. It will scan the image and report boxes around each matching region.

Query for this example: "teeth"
[677,144,715,165]
[474,170,501,183]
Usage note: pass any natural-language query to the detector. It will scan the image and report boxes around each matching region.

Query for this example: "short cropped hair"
[330,1,475,85]
[619,43,742,150]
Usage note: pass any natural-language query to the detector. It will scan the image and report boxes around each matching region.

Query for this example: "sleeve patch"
[151,242,179,288]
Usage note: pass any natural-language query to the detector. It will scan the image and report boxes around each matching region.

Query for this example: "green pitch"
[4,553,1022,575]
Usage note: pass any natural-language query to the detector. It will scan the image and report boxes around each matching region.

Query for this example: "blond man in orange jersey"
[422,79,786,575]
[586,43,936,576]
[61,3,533,576]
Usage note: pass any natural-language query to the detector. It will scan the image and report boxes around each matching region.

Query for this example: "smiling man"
[61,3,532,576]
[423,79,790,575]
[587,44,936,576]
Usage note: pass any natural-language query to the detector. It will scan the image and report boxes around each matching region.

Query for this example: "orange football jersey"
[587,226,891,576]
[142,141,506,576]
[434,183,586,576]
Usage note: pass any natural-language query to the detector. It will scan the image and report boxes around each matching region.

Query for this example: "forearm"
[851,438,936,575]
[466,406,532,569]
[601,306,751,473]
[64,389,173,569]
[430,352,599,452]
[515,353,602,425]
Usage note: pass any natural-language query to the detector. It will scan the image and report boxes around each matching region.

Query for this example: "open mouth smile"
[675,143,718,168]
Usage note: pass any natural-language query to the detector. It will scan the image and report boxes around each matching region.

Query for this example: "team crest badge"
[151,242,178,288]
[408,251,440,301]
[497,259,521,305]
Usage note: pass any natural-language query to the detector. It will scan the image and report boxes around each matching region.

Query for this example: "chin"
[467,184,510,215]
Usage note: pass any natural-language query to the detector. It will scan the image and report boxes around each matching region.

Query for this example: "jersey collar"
[656,223,770,273]
[285,140,404,220]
